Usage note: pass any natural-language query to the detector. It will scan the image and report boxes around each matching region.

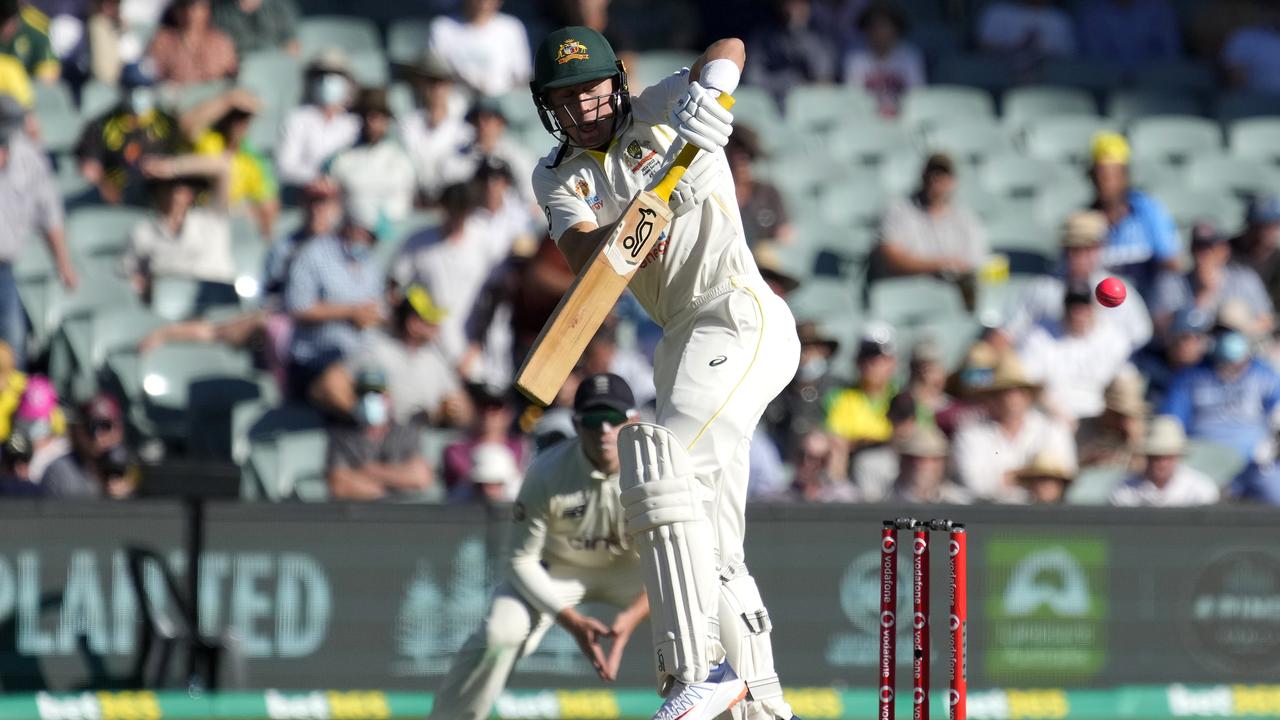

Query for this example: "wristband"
[700,58,741,95]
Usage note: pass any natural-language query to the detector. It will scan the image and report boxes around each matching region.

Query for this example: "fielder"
[429,374,649,720]
[529,27,802,720]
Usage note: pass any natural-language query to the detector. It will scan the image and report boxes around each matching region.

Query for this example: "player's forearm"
[366,458,432,491]
[327,467,387,500]
[618,590,650,625]
[557,221,614,275]
[509,556,568,615]
[691,38,746,81]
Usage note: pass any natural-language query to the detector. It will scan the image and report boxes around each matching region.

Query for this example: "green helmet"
[530,26,630,147]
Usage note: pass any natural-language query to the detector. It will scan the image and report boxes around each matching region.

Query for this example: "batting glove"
[667,147,726,217]
[669,81,734,153]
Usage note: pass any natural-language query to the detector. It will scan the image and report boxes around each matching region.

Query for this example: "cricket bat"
[516,93,736,407]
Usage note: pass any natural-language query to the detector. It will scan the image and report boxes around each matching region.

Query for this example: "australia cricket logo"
[622,208,657,259]
[626,140,644,161]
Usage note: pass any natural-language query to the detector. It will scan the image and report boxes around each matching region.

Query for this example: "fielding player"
[529,27,802,720]
[429,374,649,720]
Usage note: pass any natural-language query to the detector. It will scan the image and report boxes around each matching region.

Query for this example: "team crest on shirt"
[626,139,662,177]
[556,39,590,64]
[575,177,603,210]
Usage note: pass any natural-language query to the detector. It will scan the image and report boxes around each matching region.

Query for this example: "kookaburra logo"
[622,208,657,259]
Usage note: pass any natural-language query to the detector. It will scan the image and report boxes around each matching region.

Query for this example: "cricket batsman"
[429,374,649,720]
[529,27,802,720]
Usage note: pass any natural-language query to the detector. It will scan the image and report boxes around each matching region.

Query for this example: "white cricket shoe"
[652,661,748,720]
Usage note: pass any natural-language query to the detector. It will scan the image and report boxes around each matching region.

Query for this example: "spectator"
[76,66,185,206]
[123,154,235,299]
[1230,194,1280,313]
[1076,369,1147,470]
[0,94,75,366]
[14,376,68,484]
[327,87,416,239]
[1074,0,1181,70]
[263,176,339,301]
[763,320,840,460]
[470,156,538,260]
[1110,415,1219,506]
[42,393,132,498]
[977,0,1077,59]
[184,86,279,239]
[843,2,923,118]
[360,285,473,428]
[728,124,793,246]
[1002,209,1152,351]
[1134,307,1212,407]
[1018,282,1132,421]
[0,340,23,439]
[0,0,60,83]
[1012,449,1074,504]
[147,0,237,85]
[579,318,657,410]
[426,0,531,97]
[789,430,858,503]
[889,424,970,504]
[951,354,1077,501]
[1230,455,1280,504]
[325,366,434,501]
[749,424,789,499]
[391,182,491,362]
[936,338,1002,436]
[1088,132,1179,296]
[0,428,38,495]
[211,0,299,56]
[86,0,125,84]
[284,198,385,416]
[545,0,639,70]
[443,382,527,497]
[746,0,837,107]
[396,49,469,202]
[875,153,987,310]
[827,321,898,461]
[1161,310,1280,463]
[466,442,523,503]
[850,393,918,502]
[1151,221,1273,339]
[438,96,536,204]
[1222,18,1280,94]
[276,48,359,190]
[898,337,951,428]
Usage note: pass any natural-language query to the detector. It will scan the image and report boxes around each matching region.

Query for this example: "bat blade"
[516,190,673,406]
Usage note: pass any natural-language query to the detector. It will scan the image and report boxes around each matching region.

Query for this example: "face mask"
[797,356,828,383]
[344,241,372,262]
[1215,331,1250,365]
[316,74,348,106]
[129,87,155,115]
[359,392,388,427]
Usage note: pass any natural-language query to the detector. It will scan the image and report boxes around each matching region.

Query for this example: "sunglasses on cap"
[575,408,629,431]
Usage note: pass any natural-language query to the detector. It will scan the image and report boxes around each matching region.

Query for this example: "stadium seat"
[1065,465,1127,504]
[1183,154,1280,198]
[246,104,284,154]
[1037,58,1126,93]
[829,121,918,166]
[231,234,267,303]
[787,278,860,326]
[877,150,927,197]
[388,81,415,119]
[1229,118,1280,165]
[240,402,325,462]
[929,54,1015,92]
[767,152,855,205]
[1215,92,1280,124]
[66,206,147,258]
[239,50,304,111]
[1129,157,1183,191]
[1023,116,1118,167]
[34,80,75,119]
[275,429,330,501]
[978,154,1072,200]
[924,119,1015,166]
[347,48,390,86]
[868,276,967,326]
[386,18,433,64]
[728,86,784,144]
[1129,116,1222,165]
[57,305,168,400]
[245,437,281,499]
[39,111,81,155]
[32,270,139,356]
[897,314,981,373]
[1148,185,1245,234]
[297,16,381,58]
[818,174,885,228]
[496,90,542,133]
[1001,86,1096,130]
[79,79,120,120]
[1034,175,1094,228]
[900,85,996,131]
[1132,60,1217,94]
[137,342,255,442]
[629,50,698,91]
[1105,88,1202,127]
[986,218,1057,275]
[150,277,241,322]
[1184,439,1249,486]
[785,86,876,133]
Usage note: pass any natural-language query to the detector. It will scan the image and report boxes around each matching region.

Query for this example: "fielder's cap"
[0,94,24,143]
[1143,415,1187,456]
[1190,220,1226,248]
[354,366,388,393]
[796,321,839,354]
[573,372,635,414]
[354,86,391,116]
[1061,210,1107,248]
[857,321,897,360]
[404,284,448,324]
[923,152,955,176]
[1064,281,1093,306]
[1015,450,1074,483]
[469,442,521,485]
[1091,131,1131,166]
[897,424,948,459]
[532,26,620,93]
[1247,193,1280,225]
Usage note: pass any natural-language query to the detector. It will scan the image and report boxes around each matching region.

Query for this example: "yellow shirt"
[0,371,26,440]
[194,130,278,205]
[826,386,894,444]
[0,54,33,108]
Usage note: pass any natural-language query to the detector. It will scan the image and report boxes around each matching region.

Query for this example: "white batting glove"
[667,147,726,217]
[669,81,734,153]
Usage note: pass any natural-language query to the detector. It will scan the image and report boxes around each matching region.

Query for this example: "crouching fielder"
[428,374,648,720]
[529,27,801,720]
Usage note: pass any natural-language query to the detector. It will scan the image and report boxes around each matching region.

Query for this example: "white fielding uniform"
[532,70,801,719]
[428,439,644,720]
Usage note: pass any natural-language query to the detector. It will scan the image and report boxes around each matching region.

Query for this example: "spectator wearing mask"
[325,366,434,501]
[1230,194,1280,313]
[1151,221,1273,340]
[977,0,1077,59]
[1075,0,1181,71]
[0,94,76,365]
[843,2,923,118]
[826,321,899,453]
[876,153,987,310]
[763,321,840,460]
[745,0,837,107]
[276,49,359,190]
[1088,132,1179,297]
[1018,281,1132,421]
[936,338,1003,436]
[1012,449,1074,504]
[42,393,133,498]
[123,153,235,299]
[728,124,793,246]
[284,196,384,416]
[890,424,970,504]
[76,66,185,206]
[13,376,68,485]
[443,382,527,496]
[147,0,237,85]
[396,49,469,202]
[1161,307,1280,464]
[1110,415,1219,506]
[211,0,299,56]
[951,354,1077,501]
[1003,210,1152,351]
[1075,369,1147,471]
[326,87,416,239]
[0,0,60,83]
[184,86,280,239]
[426,0,531,97]
[789,430,858,503]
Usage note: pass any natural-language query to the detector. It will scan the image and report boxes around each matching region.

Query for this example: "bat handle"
[651,92,736,204]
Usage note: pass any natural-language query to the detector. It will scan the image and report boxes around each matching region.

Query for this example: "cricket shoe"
[652,661,748,720]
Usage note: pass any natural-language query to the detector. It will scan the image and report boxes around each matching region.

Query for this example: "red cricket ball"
[1095,276,1127,307]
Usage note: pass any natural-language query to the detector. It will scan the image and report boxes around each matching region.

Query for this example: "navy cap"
[1190,220,1226,247]
[573,373,635,413]
[1248,194,1280,225]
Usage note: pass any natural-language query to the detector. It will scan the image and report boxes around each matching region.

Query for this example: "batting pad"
[618,422,720,687]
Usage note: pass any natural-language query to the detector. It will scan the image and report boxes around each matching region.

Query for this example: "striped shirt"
[0,134,62,261]
[284,235,382,367]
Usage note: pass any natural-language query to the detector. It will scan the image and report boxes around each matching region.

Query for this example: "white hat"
[469,443,521,485]
[1142,415,1187,456]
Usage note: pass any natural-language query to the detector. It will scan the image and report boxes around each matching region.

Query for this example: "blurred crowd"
[0,0,1276,507]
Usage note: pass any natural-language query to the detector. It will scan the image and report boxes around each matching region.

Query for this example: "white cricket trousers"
[428,563,643,720]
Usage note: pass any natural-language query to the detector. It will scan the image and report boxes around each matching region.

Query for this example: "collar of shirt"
[549,111,636,167]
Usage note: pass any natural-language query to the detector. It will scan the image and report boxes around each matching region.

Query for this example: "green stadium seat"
[829,121,918,166]
[629,50,699,91]
[878,150,927,196]
[79,79,120,120]
[1129,157,1183,191]
[986,218,1057,275]
[347,48,389,87]
[766,153,854,202]
[55,155,92,201]
[149,276,240,322]
[897,314,981,373]
[1148,185,1245,234]
[34,81,75,119]
[388,81,415,119]
[66,206,147,259]
[900,85,996,130]
[1132,60,1217,93]
[1023,116,1118,167]
[1034,175,1094,228]
[297,16,381,58]
[930,54,1015,92]
[1129,116,1222,165]
[496,90,542,132]
[787,278,860,325]
[386,18,433,64]
[161,80,234,114]
[868,276,967,326]
[237,402,325,466]
[785,86,876,133]
[1184,439,1249,486]
[246,103,283,153]
[137,342,255,442]
[1183,154,1280,198]
[231,233,267,303]
[275,429,330,501]
[1229,118,1280,165]
[924,119,1015,166]
[245,437,281,499]
[67,305,168,398]
[1215,92,1280,124]
[1038,58,1126,93]
[978,154,1072,200]
[729,87,783,145]
[1001,86,1096,130]
[818,174,885,228]
[1066,465,1127,504]
[39,111,81,155]
[239,50,303,111]
[1105,89,1202,127]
